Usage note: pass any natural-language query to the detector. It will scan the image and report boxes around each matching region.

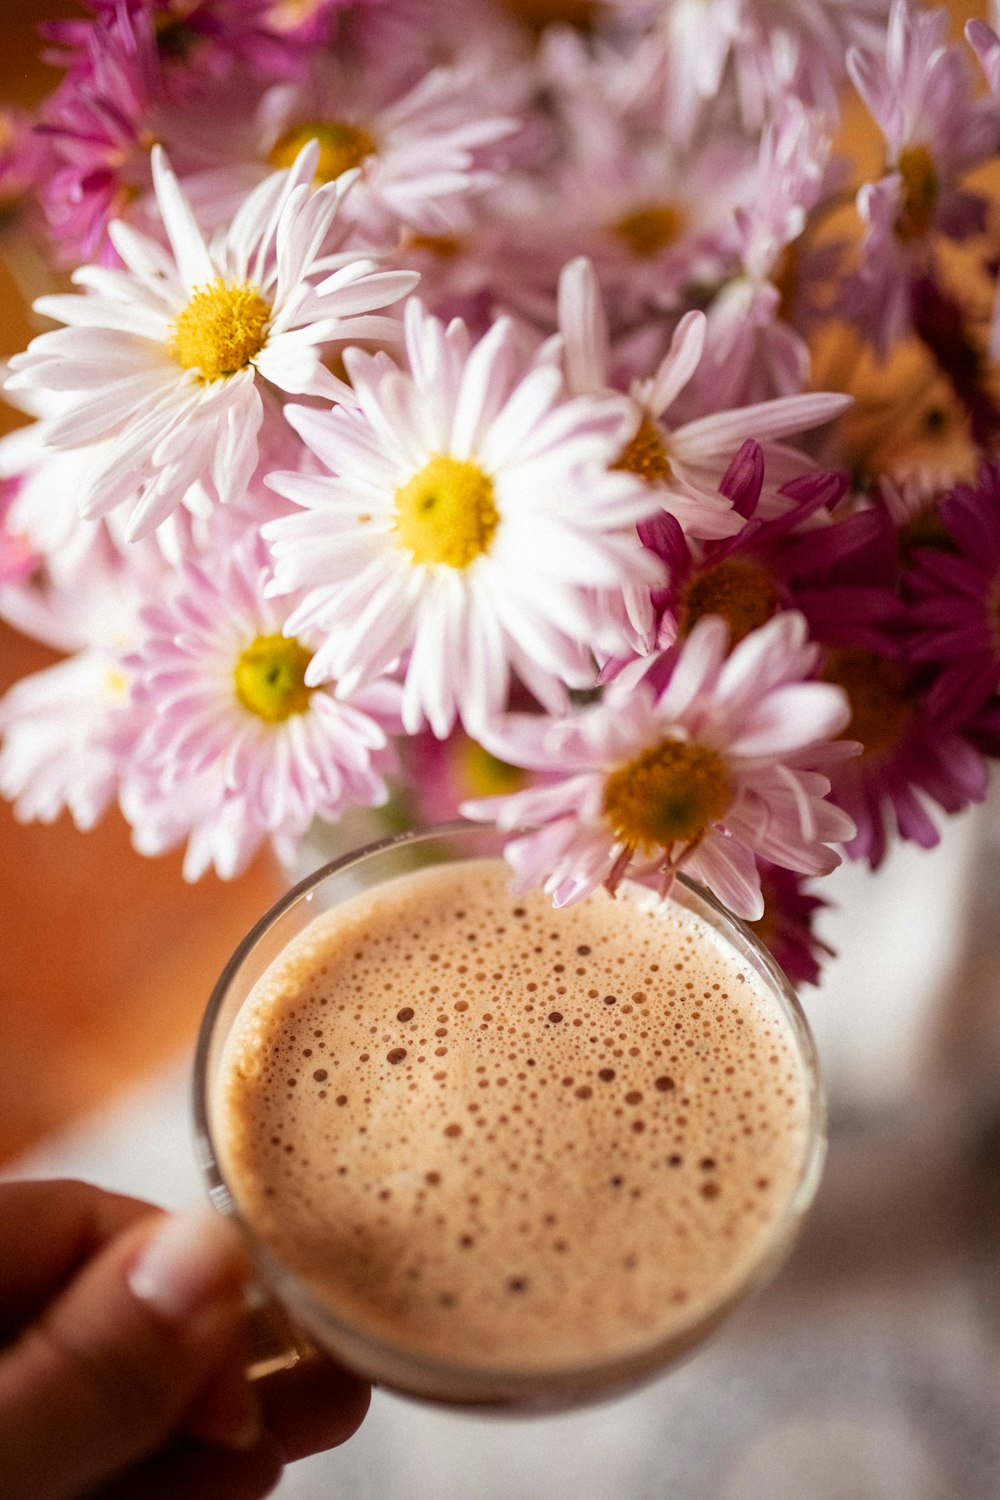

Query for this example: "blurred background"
[0,0,281,1164]
[1,3,999,1497]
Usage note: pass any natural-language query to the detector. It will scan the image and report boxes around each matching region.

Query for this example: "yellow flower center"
[170,280,272,382]
[603,738,733,855]
[822,647,910,757]
[234,634,314,723]
[394,455,499,568]
[613,203,685,259]
[679,558,779,648]
[269,119,377,184]
[459,738,525,798]
[894,143,938,243]
[611,413,673,485]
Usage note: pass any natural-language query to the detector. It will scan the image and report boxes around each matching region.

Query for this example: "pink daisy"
[170,52,518,245]
[462,610,855,920]
[688,100,845,409]
[556,257,852,540]
[123,533,402,877]
[0,543,160,828]
[529,29,755,319]
[43,0,304,81]
[648,0,886,142]
[841,0,999,355]
[5,143,417,540]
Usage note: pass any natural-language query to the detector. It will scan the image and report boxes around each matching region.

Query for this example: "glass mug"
[193,821,826,1410]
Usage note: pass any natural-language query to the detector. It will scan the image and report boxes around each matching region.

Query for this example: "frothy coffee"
[215,859,814,1389]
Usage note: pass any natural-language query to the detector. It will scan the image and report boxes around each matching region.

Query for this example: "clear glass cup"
[193,821,826,1411]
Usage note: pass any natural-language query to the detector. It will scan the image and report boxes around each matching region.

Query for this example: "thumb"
[0,1207,254,1500]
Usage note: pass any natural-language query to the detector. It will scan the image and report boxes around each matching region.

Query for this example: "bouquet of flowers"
[1,0,999,988]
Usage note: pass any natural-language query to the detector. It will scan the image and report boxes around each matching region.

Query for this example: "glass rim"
[193,819,827,1403]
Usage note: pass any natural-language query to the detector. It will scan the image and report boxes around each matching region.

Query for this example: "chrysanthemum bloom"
[124,534,401,877]
[747,859,834,988]
[264,297,663,738]
[170,51,518,244]
[43,0,305,82]
[907,459,1000,726]
[528,30,755,318]
[462,611,855,919]
[0,387,122,574]
[556,257,852,540]
[5,144,418,540]
[687,100,843,409]
[36,3,166,264]
[0,545,157,828]
[644,443,897,662]
[819,642,988,868]
[647,0,885,141]
[841,0,1000,356]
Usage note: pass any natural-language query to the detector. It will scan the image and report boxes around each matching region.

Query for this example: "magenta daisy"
[124,533,401,875]
[36,3,165,265]
[819,645,988,868]
[264,297,663,738]
[462,611,855,920]
[747,859,835,988]
[906,458,1000,726]
[4,143,418,540]
[645,445,898,661]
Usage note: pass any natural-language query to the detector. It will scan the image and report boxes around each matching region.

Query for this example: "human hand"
[0,1179,370,1500]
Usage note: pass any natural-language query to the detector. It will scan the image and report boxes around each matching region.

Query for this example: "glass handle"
[244,1283,314,1380]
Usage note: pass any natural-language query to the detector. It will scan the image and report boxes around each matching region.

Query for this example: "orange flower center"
[679,558,779,649]
[822,648,910,757]
[603,738,732,855]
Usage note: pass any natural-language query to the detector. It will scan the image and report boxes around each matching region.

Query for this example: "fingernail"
[128,1210,249,1321]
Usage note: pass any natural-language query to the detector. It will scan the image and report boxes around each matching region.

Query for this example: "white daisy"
[263,298,663,738]
[4,143,418,541]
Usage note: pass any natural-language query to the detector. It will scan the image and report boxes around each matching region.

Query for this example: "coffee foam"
[216,859,813,1376]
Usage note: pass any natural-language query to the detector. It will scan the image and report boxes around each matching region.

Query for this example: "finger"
[87,1434,286,1500]
[0,1208,253,1500]
[257,1354,372,1462]
[0,1179,159,1338]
